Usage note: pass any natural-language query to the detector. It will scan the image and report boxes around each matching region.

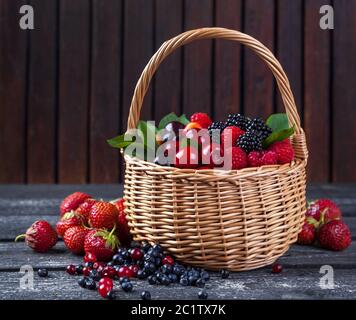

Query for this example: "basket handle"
[127,28,307,158]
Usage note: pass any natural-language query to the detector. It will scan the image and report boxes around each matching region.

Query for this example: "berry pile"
[66,240,230,300]
[297,199,352,251]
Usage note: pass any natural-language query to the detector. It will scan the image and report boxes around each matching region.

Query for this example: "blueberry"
[84,262,93,268]
[137,269,148,279]
[144,254,155,264]
[112,254,124,264]
[148,275,158,285]
[37,268,48,277]
[196,278,206,288]
[161,275,170,286]
[119,276,130,284]
[155,258,162,266]
[78,277,87,288]
[168,273,178,283]
[198,289,208,300]
[155,272,164,282]
[144,262,156,273]
[142,242,152,253]
[180,277,189,286]
[161,264,172,275]
[173,265,185,276]
[141,290,151,300]
[106,261,114,267]
[85,278,96,290]
[152,244,162,252]
[137,260,144,268]
[220,269,230,279]
[75,265,83,275]
[121,281,133,292]
[200,271,210,281]
[188,276,198,286]
[89,269,101,281]
[107,290,116,300]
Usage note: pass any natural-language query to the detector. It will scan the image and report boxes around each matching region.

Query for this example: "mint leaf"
[158,112,179,129]
[262,126,294,148]
[107,134,133,149]
[266,113,290,132]
[178,114,190,125]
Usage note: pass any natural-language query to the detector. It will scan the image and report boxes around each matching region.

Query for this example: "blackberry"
[246,117,272,139]
[226,113,251,131]
[237,130,263,153]
[208,121,227,135]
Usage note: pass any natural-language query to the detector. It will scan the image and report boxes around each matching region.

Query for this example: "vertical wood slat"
[27,0,57,183]
[0,0,27,183]
[214,0,242,121]
[333,0,356,182]
[276,0,303,115]
[183,0,213,117]
[90,0,121,183]
[243,0,275,120]
[154,0,183,122]
[304,0,331,182]
[58,0,90,183]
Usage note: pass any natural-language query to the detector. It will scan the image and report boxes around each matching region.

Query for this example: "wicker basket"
[123,28,308,271]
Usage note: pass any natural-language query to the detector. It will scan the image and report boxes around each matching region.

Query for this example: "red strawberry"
[221,126,245,148]
[84,228,119,261]
[112,198,132,246]
[60,192,91,216]
[15,220,57,253]
[317,220,351,251]
[63,226,89,254]
[297,221,316,245]
[89,201,118,230]
[76,198,97,220]
[56,210,86,237]
[190,113,212,129]
[268,140,294,164]
[306,199,341,224]
[225,147,247,170]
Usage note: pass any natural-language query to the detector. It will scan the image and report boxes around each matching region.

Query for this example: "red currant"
[130,248,143,260]
[102,266,116,279]
[162,255,174,266]
[272,263,283,274]
[82,266,91,276]
[128,264,139,277]
[66,264,76,275]
[118,266,133,278]
[99,277,113,288]
[84,252,97,263]
[98,284,110,299]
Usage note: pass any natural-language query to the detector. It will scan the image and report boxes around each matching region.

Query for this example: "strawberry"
[84,228,119,261]
[15,220,57,253]
[297,221,316,245]
[317,220,351,251]
[89,201,118,230]
[221,126,245,148]
[112,198,132,246]
[268,140,294,164]
[225,147,247,170]
[76,198,97,220]
[63,226,89,254]
[56,210,86,237]
[60,192,91,216]
[306,199,341,224]
[190,113,212,129]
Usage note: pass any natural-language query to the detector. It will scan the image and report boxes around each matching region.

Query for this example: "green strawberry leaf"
[158,112,179,130]
[107,134,134,149]
[262,126,294,148]
[266,113,290,132]
[178,114,190,125]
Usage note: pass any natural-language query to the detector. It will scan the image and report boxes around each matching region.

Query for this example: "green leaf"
[266,113,290,132]
[178,114,190,125]
[137,120,157,148]
[179,137,199,150]
[158,112,179,129]
[262,126,294,148]
[107,134,133,149]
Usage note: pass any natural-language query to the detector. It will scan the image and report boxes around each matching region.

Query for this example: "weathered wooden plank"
[2,241,355,270]
[183,0,213,117]
[214,0,242,120]
[276,0,303,114]
[154,0,183,121]
[332,0,356,182]
[243,0,274,119]
[26,0,57,183]
[90,0,121,183]
[304,0,331,183]
[1,268,355,300]
[58,0,90,183]
[0,0,27,183]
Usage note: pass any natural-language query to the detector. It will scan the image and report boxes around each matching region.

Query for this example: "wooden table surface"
[0,184,355,300]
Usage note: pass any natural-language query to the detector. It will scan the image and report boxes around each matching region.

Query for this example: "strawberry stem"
[15,234,26,242]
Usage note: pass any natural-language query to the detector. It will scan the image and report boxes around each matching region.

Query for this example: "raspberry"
[268,140,294,164]
[221,126,245,148]
[225,147,247,170]
[190,113,212,129]
[247,150,277,167]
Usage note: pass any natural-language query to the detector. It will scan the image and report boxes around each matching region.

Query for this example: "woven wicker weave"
[123,28,308,271]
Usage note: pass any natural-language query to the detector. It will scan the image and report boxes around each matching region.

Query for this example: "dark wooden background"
[0,0,355,184]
